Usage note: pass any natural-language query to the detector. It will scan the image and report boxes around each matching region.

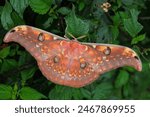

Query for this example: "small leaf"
[58,7,71,15]
[11,11,25,26]
[81,88,92,99]
[0,59,18,73]
[18,51,33,66]
[21,67,37,80]
[49,85,72,100]
[122,0,133,5]
[29,0,53,14]
[96,23,112,42]
[48,85,83,99]
[65,7,89,38]
[72,88,83,99]
[0,84,13,99]
[123,83,133,98]
[10,0,29,18]
[123,9,143,37]
[78,1,85,11]
[92,82,113,99]
[20,87,47,100]
[131,34,145,45]
[123,66,135,72]
[1,1,14,30]
[111,26,119,40]
[115,70,129,88]
[123,18,143,37]
[112,12,121,26]
[0,46,10,59]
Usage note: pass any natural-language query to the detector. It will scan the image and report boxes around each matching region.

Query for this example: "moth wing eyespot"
[53,56,60,63]
[103,47,111,55]
[80,61,88,69]
[38,33,45,42]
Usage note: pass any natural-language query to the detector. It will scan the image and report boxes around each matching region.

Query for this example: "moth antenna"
[66,32,78,41]
[66,32,87,41]
[76,35,87,40]
[64,35,70,40]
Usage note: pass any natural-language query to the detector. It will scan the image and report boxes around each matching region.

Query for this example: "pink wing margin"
[3,25,67,61]
[83,42,142,73]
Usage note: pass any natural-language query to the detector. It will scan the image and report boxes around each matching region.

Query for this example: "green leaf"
[1,1,14,30]
[11,11,25,25]
[58,7,71,15]
[0,84,13,99]
[65,7,89,38]
[131,34,145,45]
[72,88,83,99]
[96,23,112,42]
[81,88,92,99]
[49,85,83,99]
[49,85,72,100]
[21,67,37,80]
[19,87,47,100]
[122,0,133,6]
[111,26,119,40]
[92,82,113,99]
[10,0,29,18]
[0,6,3,15]
[112,12,121,26]
[0,46,10,59]
[29,0,53,14]
[115,70,129,88]
[0,59,18,73]
[78,1,85,11]
[123,9,143,37]
[18,51,33,66]
[123,83,133,98]
[123,66,135,72]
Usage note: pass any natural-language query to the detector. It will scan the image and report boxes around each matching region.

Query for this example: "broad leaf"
[20,87,47,100]
[115,70,129,88]
[49,85,83,99]
[81,88,92,99]
[65,8,89,38]
[0,46,10,59]
[123,9,143,37]
[1,1,14,30]
[21,67,37,80]
[11,12,25,25]
[92,82,113,99]
[10,0,29,18]
[29,0,53,14]
[122,0,133,5]
[111,26,119,40]
[0,59,18,73]
[0,84,12,99]
[49,85,72,100]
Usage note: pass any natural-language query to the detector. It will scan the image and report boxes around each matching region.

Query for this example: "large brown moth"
[3,25,142,88]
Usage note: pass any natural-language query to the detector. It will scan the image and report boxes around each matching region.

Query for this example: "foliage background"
[0,0,150,100]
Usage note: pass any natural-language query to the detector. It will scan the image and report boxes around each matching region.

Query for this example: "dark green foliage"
[0,0,150,100]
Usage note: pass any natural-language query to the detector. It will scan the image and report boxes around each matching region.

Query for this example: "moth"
[3,25,142,88]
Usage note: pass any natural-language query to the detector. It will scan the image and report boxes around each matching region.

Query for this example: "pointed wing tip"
[124,47,142,72]
[3,25,28,43]
[3,31,12,43]
[136,59,142,72]
[131,52,142,72]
